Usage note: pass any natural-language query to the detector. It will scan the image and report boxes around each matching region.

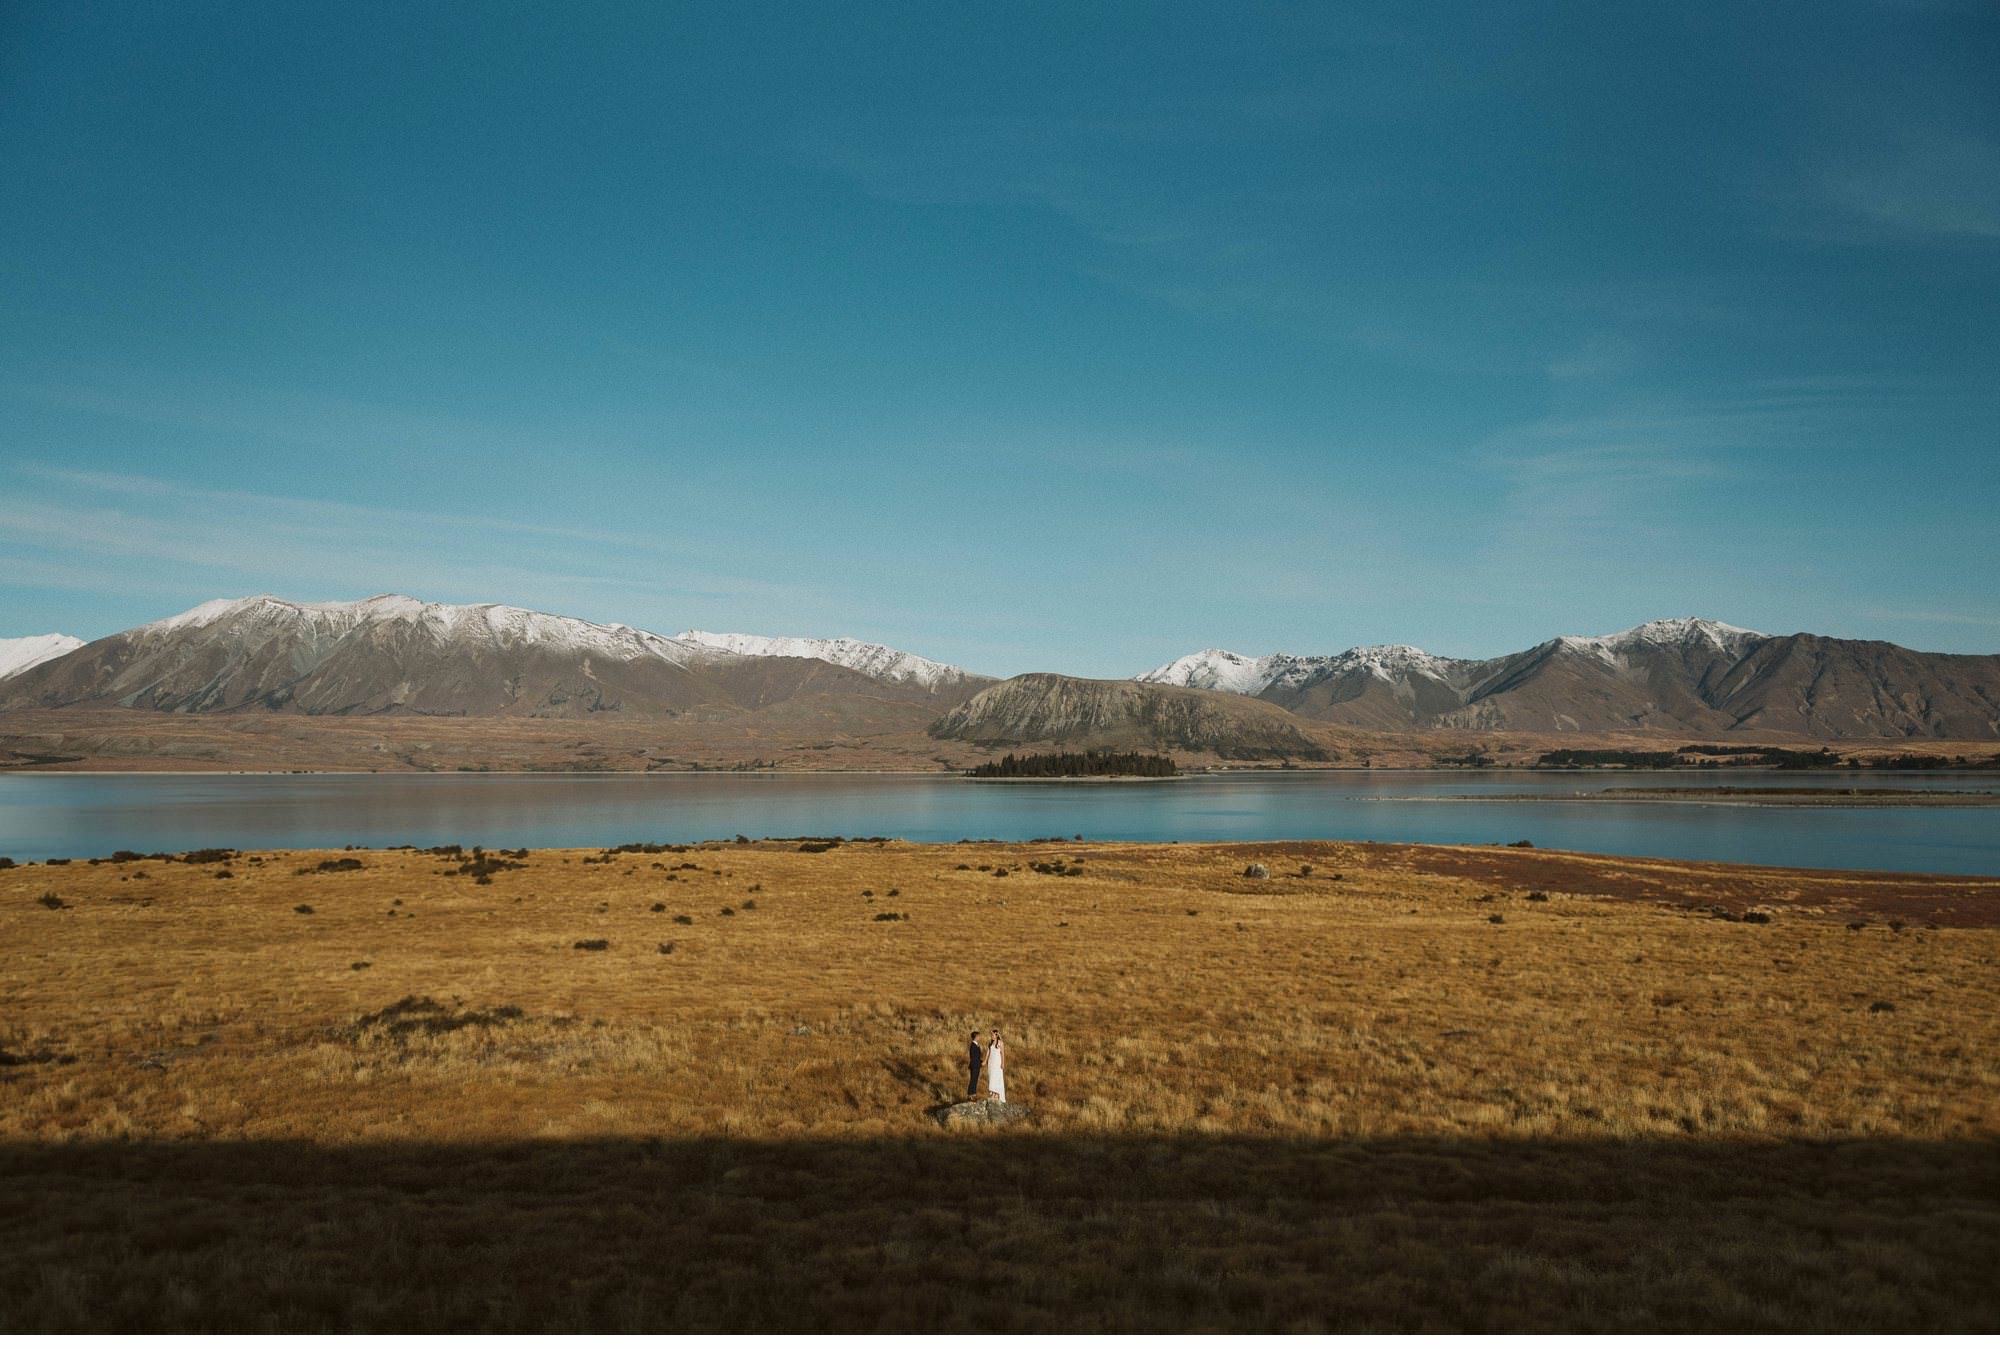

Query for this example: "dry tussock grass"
[2,839,1996,1330]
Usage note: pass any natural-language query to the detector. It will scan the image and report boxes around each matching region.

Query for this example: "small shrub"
[650,902,666,913]
[993,867,1009,878]
[741,898,757,910]
[674,915,694,926]
[214,869,234,880]
[573,939,609,951]
[1888,920,1906,933]
[46,858,70,866]
[1868,1000,1896,1013]
[873,912,905,922]
[294,904,314,915]
[1742,910,1772,924]
[1525,891,1549,903]
[862,889,874,898]
[448,856,525,882]
[797,841,839,854]
[1487,913,1505,924]
[1186,909,1200,917]
[720,907,736,917]
[0,858,13,869]
[954,863,970,871]
[1847,921,1867,932]
[350,961,371,971]
[1299,864,1314,877]
[1508,840,1535,849]
[38,892,64,910]
[886,888,899,897]
[180,849,234,865]
[657,942,675,955]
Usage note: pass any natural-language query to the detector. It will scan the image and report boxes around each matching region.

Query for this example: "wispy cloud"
[1862,608,2000,628]
[1822,135,2000,240]
[1467,389,1853,584]
[1770,128,2000,244]
[0,465,824,635]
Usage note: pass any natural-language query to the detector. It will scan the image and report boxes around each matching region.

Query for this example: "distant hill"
[928,673,1331,761]
[1139,619,2000,740]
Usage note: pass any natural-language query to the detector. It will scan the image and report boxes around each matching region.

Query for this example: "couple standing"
[966,1029,1006,1103]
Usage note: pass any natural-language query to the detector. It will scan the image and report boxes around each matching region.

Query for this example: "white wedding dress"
[987,1039,1005,1102]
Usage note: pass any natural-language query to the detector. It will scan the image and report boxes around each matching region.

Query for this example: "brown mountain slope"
[1711,634,2000,739]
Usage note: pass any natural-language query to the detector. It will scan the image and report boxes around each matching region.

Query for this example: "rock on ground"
[928,1098,1030,1127]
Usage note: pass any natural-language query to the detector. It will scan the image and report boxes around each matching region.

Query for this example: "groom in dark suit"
[966,1031,984,1100]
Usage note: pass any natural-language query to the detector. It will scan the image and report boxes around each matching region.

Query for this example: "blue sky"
[3,1,1996,676]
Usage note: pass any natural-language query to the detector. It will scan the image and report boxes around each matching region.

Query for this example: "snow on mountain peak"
[1138,643,1463,694]
[0,633,85,682]
[145,595,697,666]
[1134,649,1273,695]
[1560,617,1766,658]
[675,630,976,690]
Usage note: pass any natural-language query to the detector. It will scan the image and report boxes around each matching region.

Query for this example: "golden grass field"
[3,836,1997,1331]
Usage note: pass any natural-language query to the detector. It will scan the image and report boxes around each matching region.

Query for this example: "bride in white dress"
[986,1029,1005,1103]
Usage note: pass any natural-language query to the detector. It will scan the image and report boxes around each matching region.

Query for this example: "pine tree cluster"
[965,751,1180,779]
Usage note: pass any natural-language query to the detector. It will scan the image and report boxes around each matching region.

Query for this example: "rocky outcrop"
[928,1099,1030,1127]
[929,673,1330,761]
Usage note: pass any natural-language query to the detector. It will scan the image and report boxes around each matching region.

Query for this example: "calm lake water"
[1,770,1996,875]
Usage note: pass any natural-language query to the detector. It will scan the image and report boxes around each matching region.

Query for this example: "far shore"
[1364,789,2000,809]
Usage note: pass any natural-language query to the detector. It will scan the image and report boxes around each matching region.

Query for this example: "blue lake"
[1,770,1995,875]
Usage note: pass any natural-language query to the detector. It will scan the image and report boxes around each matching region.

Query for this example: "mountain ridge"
[1137,618,2000,739]
[0,594,965,722]
[3,597,1997,763]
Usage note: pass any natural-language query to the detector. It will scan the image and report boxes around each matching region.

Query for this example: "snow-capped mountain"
[1556,618,1766,661]
[1136,618,2000,738]
[1136,649,1288,696]
[152,594,705,664]
[0,595,967,719]
[676,630,980,692]
[1139,644,1472,697]
[0,633,84,682]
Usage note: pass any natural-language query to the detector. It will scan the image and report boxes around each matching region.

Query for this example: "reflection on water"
[0,770,1995,875]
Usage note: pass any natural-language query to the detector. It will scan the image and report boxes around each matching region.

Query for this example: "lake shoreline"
[7,769,2000,876]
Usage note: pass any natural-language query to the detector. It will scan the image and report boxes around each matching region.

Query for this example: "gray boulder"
[1242,863,1270,879]
[928,1098,1030,1128]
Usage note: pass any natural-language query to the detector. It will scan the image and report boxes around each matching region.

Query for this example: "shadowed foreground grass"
[3,1135,1996,1332]
[3,839,1997,1329]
